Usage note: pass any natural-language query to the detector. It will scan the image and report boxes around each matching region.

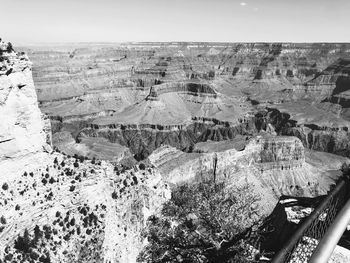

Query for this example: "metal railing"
[309,197,350,262]
[271,178,350,263]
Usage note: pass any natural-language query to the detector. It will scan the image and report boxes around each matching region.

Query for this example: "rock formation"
[0,40,170,263]
[0,41,51,162]
[149,134,348,214]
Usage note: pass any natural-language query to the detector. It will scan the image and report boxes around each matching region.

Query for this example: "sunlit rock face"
[0,152,170,263]
[149,134,348,215]
[0,41,51,161]
[149,135,306,185]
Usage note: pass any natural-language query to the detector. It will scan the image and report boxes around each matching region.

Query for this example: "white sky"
[1,0,349,44]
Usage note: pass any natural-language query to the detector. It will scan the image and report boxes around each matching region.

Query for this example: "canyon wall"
[0,41,51,161]
[20,42,350,162]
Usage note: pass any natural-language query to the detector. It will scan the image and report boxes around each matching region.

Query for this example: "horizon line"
[15,41,350,46]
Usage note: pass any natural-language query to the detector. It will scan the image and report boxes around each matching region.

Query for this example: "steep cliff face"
[0,41,170,263]
[149,135,345,215]
[149,135,306,184]
[0,41,51,161]
[77,105,350,161]
[252,107,350,158]
[79,119,257,160]
[305,58,350,102]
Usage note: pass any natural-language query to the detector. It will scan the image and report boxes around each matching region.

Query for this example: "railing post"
[309,197,350,263]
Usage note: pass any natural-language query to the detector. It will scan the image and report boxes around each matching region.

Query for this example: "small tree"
[138,180,260,263]
[112,191,118,199]
[286,69,294,78]
[0,215,6,224]
[14,228,31,252]
[139,163,146,170]
[6,42,13,52]
[33,225,42,244]
[2,182,9,191]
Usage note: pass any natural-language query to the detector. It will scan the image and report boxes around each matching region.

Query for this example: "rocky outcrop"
[149,135,345,215]
[0,41,170,263]
[0,41,51,162]
[0,152,170,263]
[53,131,134,164]
[146,82,217,100]
[283,125,350,156]
[252,108,350,158]
[149,135,306,184]
[79,118,257,160]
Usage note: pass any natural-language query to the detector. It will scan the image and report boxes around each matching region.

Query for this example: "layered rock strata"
[149,135,347,214]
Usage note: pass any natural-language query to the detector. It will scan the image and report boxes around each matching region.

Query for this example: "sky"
[1,0,349,44]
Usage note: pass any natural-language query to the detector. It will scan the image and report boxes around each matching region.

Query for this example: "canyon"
[0,40,350,262]
[21,43,350,162]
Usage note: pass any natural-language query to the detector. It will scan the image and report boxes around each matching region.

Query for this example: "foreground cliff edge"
[0,40,170,263]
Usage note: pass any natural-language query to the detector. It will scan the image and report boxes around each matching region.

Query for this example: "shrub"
[14,228,31,252]
[6,42,13,52]
[2,183,9,190]
[139,163,146,170]
[286,69,294,77]
[208,70,215,79]
[111,191,118,199]
[254,69,263,80]
[139,180,260,263]
[39,254,51,263]
[30,251,40,260]
[33,225,42,244]
[4,253,13,261]
[44,226,52,239]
